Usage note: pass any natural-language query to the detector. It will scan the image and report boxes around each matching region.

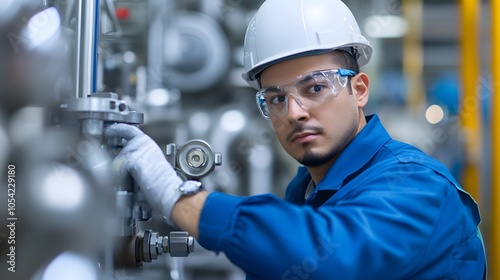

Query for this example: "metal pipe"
[490,0,500,278]
[147,0,176,92]
[147,0,165,91]
[75,0,98,98]
[402,0,424,111]
[459,0,482,212]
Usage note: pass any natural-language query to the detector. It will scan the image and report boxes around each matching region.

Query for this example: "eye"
[310,85,324,93]
[269,94,287,105]
[304,83,327,95]
[302,73,329,95]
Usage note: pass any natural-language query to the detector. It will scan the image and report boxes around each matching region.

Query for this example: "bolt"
[162,236,169,253]
[118,103,127,111]
[156,236,164,255]
[215,153,222,166]
[149,232,158,260]
[187,236,194,253]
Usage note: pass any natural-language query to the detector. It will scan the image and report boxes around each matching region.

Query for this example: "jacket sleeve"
[197,164,471,279]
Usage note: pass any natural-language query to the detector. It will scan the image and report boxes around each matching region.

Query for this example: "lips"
[286,125,323,143]
[291,132,318,143]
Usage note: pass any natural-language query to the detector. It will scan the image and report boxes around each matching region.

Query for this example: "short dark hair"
[332,48,360,73]
[331,49,359,94]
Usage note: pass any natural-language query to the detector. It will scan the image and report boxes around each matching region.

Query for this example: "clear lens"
[255,68,355,119]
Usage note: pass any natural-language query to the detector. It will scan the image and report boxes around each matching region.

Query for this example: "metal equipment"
[49,0,223,274]
[167,140,222,181]
[56,92,221,269]
[0,0,274,279]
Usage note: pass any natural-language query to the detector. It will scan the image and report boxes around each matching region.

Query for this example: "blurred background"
[0,0,497,279]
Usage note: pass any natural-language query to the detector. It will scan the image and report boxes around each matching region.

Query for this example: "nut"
[186,148,207,168]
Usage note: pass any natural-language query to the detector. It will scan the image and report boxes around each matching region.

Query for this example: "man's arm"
[171,191,208,239]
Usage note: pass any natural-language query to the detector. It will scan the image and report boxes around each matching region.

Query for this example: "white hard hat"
[242,0,372,89]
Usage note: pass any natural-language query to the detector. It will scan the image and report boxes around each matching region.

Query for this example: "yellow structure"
[490,0,500,278]
[403,0,425,110]
[459,0,482,208]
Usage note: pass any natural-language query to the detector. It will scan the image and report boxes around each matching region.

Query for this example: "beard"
[297,145,341,167]
[296,117,359,167]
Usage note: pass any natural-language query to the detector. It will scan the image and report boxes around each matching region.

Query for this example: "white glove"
[104,123,183,225]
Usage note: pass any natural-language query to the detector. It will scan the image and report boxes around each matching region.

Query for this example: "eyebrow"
[296,71,323,86]
[264,86,286,93]
[263,71,325,92]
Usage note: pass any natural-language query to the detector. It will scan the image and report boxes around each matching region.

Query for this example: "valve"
[166,140,222,180]
[137,230,194,265]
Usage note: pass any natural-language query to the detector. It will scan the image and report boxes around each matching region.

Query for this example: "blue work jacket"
[198,114,486,279]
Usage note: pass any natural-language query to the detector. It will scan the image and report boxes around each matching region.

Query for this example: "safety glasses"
[255,68,356,119]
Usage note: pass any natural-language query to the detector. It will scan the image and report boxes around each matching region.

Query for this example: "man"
[105,0,487,278]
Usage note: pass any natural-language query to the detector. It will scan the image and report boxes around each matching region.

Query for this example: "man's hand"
[104,123,183,225]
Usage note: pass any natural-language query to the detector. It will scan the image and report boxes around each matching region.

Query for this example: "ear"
[351,72,370,108]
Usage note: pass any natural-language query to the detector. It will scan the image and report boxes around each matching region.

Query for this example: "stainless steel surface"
[168,140,222,180]
[169,232,195,257]
[61,93,144,124]
[75,0,97,98]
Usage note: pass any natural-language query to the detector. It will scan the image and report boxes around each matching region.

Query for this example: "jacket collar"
[317,114,391,191]
[285,114,391,203]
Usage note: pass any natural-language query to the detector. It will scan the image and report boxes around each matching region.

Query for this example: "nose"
[285,94,309,121]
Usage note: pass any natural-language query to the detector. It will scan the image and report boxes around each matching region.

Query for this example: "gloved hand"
[104,123,183,225]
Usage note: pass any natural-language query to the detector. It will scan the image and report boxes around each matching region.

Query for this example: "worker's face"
[260,53,370,167]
